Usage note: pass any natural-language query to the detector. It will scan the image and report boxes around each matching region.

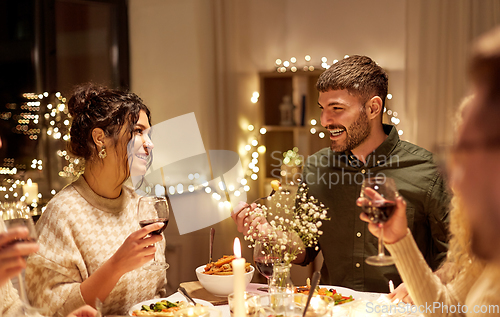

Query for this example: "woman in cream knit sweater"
[25,84,167,317]
[359,27,500,316]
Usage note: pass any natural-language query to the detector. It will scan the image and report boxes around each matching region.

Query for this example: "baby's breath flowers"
[244,181,329,264]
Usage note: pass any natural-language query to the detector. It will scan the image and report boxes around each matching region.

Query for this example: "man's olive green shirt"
[300,124,450,293]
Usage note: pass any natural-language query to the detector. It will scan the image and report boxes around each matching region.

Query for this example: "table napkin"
[179,281,228,306]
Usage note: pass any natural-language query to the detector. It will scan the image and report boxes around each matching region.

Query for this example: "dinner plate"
[297,285,383,308]
[321,285,383,302]
[128,293,214,316]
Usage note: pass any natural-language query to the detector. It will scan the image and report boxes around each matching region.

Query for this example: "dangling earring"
[98,145,107,159]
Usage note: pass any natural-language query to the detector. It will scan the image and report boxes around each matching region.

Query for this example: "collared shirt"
[300,124,450,292]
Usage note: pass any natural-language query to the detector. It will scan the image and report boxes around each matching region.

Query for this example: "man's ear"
[366,96,383,120]
[91,128,106,148]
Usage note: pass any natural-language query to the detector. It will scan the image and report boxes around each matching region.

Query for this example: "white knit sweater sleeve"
[385,230,476,317]
[1,281,23,317]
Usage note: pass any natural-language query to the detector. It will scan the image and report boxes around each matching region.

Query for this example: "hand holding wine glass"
[1,202,42,315]
[136,196,170,271]
[0,226,39,287]
[108,221,164,273]
[357,177,400,266]
[359,195,408,244]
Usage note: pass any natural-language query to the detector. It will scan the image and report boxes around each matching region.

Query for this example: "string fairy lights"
[238,54,405,194]
[273,54,404,136]
[0,91,78,211]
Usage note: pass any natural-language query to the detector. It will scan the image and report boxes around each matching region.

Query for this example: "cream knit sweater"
[386,231,500,317]
[0,274,23,316]
[25,177,167,317]
[0,214,25,316]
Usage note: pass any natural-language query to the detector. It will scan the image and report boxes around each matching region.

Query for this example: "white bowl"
[195,264,254,297]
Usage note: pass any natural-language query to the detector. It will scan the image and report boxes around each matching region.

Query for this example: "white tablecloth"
[169,283,421,317]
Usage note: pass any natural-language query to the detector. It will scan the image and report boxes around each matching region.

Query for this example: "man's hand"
[231,202,269,238]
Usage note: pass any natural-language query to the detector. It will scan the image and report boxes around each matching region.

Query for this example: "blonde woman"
[387,95,481,304]
[360,81,500,315]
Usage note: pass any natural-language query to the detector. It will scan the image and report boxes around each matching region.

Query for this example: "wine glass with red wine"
[137,196,170,271]
[359,176,399,266]
[253,237,279,290]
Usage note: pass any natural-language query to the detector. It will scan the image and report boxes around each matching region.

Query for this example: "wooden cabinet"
[251,69,331,284]
[257,70,330,198]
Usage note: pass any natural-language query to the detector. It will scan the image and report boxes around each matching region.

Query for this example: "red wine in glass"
[361,200,396,224]
[253,238,278,289]
[254,256,279,278]
[137,196,170,271]
[359,177,399,266]
[139,218,169,235]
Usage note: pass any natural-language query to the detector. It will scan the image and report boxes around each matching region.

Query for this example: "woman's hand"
[0,226,39,287]
[81,222,165,306]
[108,223,164,275]
[387,283,414,304]
[66,305,97,317]
[358,194,408,244]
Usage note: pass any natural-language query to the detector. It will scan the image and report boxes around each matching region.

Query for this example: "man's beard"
[330,108,371,153]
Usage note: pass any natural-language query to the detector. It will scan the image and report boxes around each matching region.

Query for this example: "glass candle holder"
[174,307,222,317]
[228,292,259,317]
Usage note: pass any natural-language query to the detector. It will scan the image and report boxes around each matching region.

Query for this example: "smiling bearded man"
[292,55,451,293]
[325,104,370,153]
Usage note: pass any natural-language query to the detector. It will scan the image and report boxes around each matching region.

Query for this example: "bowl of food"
[195,255,254,297]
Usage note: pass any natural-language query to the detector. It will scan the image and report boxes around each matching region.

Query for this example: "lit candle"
[389,280,394,293]
[232,238,246,317]
[22,179,38,204]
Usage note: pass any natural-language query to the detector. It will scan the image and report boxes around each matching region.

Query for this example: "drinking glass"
[359,177,399,266]
[174,307,221,317]
[2,201,43,316]
[228,292,259,317]
[137,196,170,271]
[253,237,278,290]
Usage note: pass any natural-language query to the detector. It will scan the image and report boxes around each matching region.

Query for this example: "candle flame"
[27,178,32,186]
[233,237,241,258]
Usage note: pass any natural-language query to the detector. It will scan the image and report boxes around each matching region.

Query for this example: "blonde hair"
[444,194,485,281]
[443,95,486,282]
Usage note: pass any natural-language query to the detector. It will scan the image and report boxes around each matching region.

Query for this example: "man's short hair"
[316,55,389,109]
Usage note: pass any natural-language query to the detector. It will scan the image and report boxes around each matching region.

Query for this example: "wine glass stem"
[378,224,385,257]
[153,242,158,263]
[16,273,30,306]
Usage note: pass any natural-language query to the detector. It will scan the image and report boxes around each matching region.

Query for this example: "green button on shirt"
[300,124,450,293]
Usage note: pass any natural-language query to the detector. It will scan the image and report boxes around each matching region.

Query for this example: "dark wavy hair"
[67,83,151,179]
[316,55,388,111]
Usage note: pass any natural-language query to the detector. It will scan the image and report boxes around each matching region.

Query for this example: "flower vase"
[269,263,294,294]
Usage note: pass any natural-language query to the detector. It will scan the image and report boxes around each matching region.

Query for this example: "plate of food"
[129,293,213,316]
[295,285,356,306]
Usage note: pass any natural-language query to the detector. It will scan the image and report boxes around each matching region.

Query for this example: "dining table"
[165,282,402,317]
